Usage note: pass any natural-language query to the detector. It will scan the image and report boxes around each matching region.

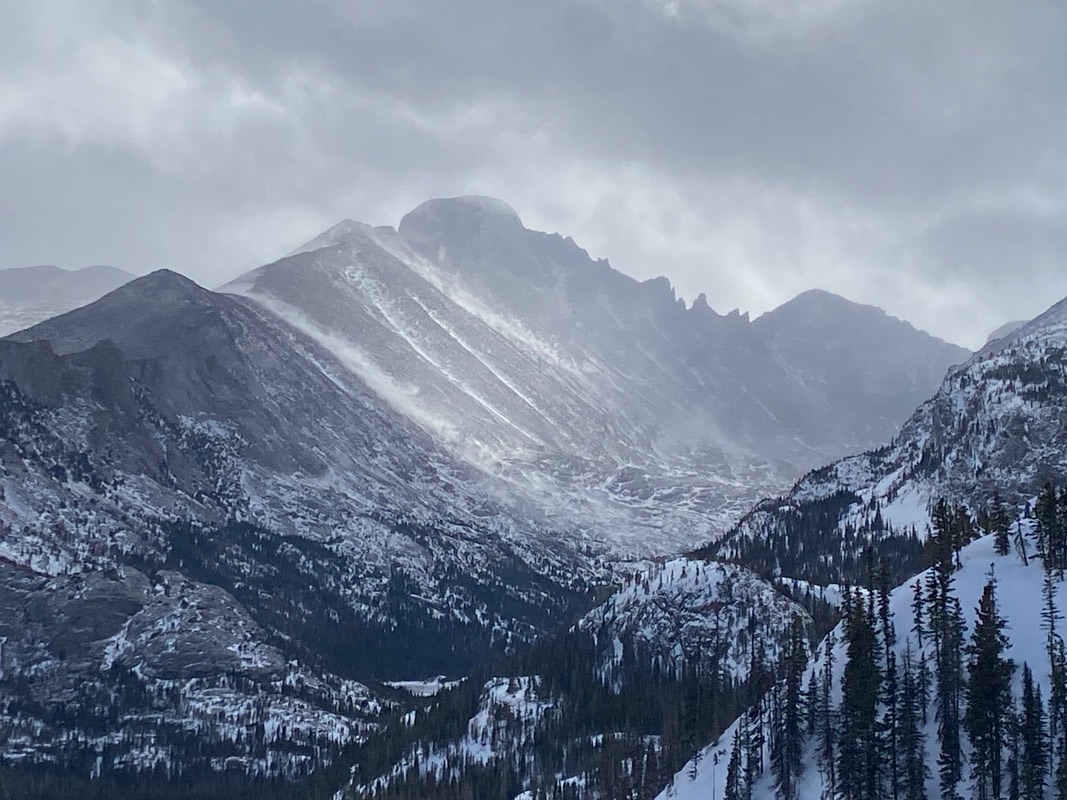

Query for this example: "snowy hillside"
[662,531,1065,800]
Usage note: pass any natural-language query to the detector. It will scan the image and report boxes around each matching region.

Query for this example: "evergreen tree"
[1007,696,1021,800]
[687,743,702,782]
[817,632,837,792]
[805,671,819,739]
[936,596,965,800]
[772,619,807,800]
[899,641,929,800]
[745,636,769,792]
[911,580,925,649]
[1015,516,1030,566]
[991,493,1012,557]
[837,590,882,800]
[1042,556,1065,757]
[963,571,1015,800]
[1036,483,1064,573]
[952,503,971,569]
[737,688,755,800]
[927,503,965,800]
[878,565,900,800]
[724,728,743,800]
[1052,637,1067,800]
[1020,663,1049,800]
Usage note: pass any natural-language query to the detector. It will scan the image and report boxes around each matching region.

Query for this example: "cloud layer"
[1,0,1064,347]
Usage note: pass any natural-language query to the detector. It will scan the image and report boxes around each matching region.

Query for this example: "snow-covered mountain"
[0,270,601,776]
[0,197,968,787]
[337,285,1067,800]
[2,270,599,661]
[227,196,967,553]
[0,264,134,336]
[715,294,1067,585]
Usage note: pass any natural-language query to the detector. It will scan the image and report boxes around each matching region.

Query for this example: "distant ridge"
[0,263,136,336]
[984,318,1028,346]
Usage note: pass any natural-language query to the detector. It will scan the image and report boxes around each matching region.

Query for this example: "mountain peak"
[108,268,208,302]
[398,196,524,249]
[409,195,522,224]
[983,319,1029,347]
[290,218,387,256]
[755,288,965,348]
[7,269,217,356]
[753,289,892,336]
[689,292,716,314]
[778,287,864,312]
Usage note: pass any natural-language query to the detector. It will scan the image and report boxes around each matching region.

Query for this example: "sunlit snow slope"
[227,196,968,553]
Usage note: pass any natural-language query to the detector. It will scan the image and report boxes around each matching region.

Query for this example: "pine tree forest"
[706,485,1067,800]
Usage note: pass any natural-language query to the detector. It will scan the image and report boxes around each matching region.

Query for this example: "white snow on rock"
[577,558,812,686]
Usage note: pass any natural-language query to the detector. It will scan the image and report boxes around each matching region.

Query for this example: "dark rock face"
[0,560,379,775]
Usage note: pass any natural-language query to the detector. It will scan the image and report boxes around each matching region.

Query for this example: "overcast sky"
[1,0,1064,348]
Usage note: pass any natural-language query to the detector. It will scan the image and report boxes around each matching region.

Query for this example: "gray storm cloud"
[0,0,1064,348]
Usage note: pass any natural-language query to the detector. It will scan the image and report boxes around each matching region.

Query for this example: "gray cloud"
[0,0,1064,347]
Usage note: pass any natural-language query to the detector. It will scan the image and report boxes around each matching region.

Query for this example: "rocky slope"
[0,559,380,777]
[0,271,599,777]
[576,559,812,687]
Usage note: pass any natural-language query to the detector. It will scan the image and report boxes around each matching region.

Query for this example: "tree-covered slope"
[665,495,1067,800]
